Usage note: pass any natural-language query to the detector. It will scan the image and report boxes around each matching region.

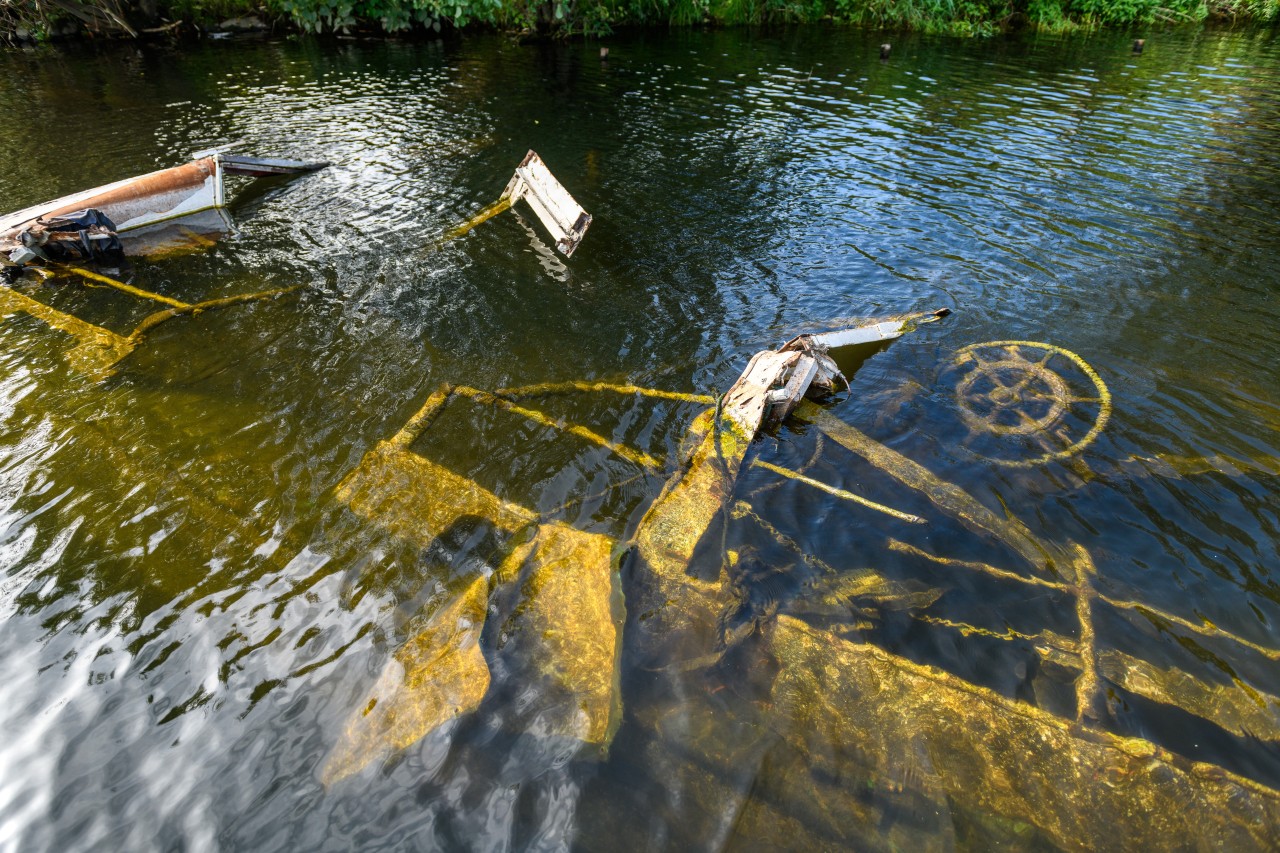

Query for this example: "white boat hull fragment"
[0,153,327,259]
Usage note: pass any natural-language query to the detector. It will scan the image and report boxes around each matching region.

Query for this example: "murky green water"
[1,24,1278,850]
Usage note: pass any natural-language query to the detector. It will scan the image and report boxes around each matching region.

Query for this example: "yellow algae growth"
[1097,648,1280,741]
[321,574,491,786]
[629,410,748,660]
[495,521,623,745]
[336,442,536,548]
[799,402,1055,575]
[0,284,135,377]
[950,340,1112,469]
[0,277,303,379]
[332,433,625,767]
[768,616,1280,850]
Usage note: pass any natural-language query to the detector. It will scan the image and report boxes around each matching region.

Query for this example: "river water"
[0,23,1277,851]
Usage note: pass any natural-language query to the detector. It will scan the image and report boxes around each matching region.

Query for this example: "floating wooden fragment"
[441,152,592,257]
[500,150,592,257]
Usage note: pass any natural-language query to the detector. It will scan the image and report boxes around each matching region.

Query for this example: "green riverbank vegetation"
[2,0,1277,47]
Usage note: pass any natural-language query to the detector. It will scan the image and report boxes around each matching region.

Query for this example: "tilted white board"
[501,151,592,258]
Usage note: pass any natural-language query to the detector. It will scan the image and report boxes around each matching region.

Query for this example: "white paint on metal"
[809,321,909,350]
[114,175,219,231]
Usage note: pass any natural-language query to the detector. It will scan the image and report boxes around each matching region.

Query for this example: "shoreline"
[4,1,1275,47]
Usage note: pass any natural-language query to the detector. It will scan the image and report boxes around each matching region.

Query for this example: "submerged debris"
[4,208,123,266]
[627,310,953,667]
[949,340,1112,468]
[327,390,628,783]
[0,152,325,376]
[1,151,325,268]
[325,313,948,779]
[0,268,302,378]
[769,616,1280,850]
[797,404,1056,575]
[321,574,491,787]
[492,522,622,746]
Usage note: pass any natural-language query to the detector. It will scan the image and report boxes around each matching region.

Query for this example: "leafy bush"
[1207,0,1278,18]
[834,0,1008,33]
[1,0,1274,46]
[1069,0,1205,23]
[271,0,499,32]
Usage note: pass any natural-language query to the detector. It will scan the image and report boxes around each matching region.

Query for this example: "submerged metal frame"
[0,266,302,378]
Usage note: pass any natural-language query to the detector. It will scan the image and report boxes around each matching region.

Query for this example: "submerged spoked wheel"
[951,340,1111,468]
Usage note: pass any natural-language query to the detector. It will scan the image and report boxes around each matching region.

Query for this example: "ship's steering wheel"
[951,340,1111,468]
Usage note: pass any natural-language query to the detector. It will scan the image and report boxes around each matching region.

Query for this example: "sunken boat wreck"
[322,308,1280,850]
[4,148,1277,849]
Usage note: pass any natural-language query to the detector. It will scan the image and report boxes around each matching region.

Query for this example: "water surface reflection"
[0,25,1278,850]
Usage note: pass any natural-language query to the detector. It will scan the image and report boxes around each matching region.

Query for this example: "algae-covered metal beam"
[797,403,1057,576]
[0,272,302,379]
[0,283,133,377]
